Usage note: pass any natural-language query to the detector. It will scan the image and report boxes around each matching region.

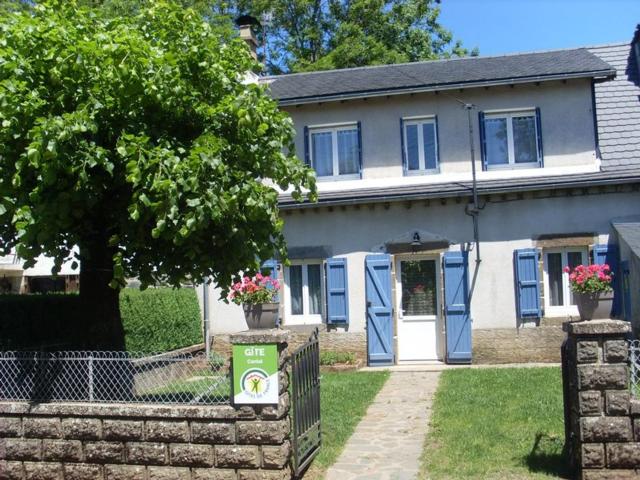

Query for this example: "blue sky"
[439,0,640,56]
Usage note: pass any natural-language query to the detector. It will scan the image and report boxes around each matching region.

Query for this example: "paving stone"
[325,372,440,480]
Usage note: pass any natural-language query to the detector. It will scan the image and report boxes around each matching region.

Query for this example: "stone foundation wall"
[473,326,565,364]
[0,331,292,480]
[214,328,366,364]
[562,320,640,480]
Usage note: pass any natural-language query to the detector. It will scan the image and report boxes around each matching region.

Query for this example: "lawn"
[303,370,389,479]
[421,367,568,480]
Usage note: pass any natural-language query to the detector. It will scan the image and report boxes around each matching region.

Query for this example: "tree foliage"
[229,0,478,73]
[0,0,315,292]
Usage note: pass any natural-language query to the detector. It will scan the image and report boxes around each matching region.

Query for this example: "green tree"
[231,0,477,73]
[0,0,315,348]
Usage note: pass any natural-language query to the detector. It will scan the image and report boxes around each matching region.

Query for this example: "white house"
[205,28,640,365]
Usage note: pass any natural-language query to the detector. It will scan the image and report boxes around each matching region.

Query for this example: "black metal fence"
[0,350,230,405]
[290,328,321,477]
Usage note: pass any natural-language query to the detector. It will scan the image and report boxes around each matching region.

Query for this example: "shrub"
[0,294,83,349]
[120,287,202,352]
[0,288,202,352]
[320,351,356,366]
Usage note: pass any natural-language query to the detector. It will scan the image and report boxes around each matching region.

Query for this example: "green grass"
[421,367,568,480]
[304,370,389,478]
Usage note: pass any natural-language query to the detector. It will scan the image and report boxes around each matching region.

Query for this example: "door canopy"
[372,229,455,254]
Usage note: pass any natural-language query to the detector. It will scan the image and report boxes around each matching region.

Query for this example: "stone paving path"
[324,371,441,480]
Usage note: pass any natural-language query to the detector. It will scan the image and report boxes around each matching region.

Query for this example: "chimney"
[235,15,260,61]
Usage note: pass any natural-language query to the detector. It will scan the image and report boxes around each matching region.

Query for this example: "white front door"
[395,256,440,362]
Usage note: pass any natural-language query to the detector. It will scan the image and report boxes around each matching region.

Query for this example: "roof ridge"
[262,46,603,80]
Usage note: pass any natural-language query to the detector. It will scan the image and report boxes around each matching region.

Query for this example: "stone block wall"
[473,325,566,364]
[214,328,366,364]
[0,330,292,480]
[562,319,640,479]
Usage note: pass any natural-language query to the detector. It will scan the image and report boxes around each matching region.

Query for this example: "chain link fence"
[631,339,640,399]
[0,350,230,405]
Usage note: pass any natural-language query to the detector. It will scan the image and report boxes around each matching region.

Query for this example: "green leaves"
[0,0,315,293]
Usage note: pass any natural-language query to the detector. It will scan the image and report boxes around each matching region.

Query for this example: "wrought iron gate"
[290,328,321,476]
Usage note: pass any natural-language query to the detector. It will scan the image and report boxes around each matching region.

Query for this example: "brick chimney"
[236,15,259,61]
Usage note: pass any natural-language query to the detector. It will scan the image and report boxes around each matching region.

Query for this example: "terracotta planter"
[574,292,601,321]
[243,303,279,329]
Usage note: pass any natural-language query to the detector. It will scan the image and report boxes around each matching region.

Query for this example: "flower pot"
[574,292,601,321]
[243,303,279,329]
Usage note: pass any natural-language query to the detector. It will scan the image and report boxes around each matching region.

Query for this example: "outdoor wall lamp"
[411,232,421,252]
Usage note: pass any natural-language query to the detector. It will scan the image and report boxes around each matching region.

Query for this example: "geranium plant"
[230,273,280,305]
[564,264,613,295]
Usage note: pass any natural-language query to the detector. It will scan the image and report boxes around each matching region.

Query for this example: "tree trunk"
[79,241,125,351]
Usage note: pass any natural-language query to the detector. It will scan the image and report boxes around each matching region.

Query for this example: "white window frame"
[283,259,325,325]
[543,247,588,316]
[308,123,360,181]
[402,116,439,175]
[483,109,540,170]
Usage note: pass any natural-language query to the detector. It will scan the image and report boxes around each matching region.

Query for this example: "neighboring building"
[206,27,640,365]
[0,249,79,294]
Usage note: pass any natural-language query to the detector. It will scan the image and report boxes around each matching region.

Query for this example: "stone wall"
[0,331,292,480]
[214,327,366,364]
[562,319,640,480]
[473,326,566,364]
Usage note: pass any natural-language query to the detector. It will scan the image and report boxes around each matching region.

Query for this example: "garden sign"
[233,344,279,404]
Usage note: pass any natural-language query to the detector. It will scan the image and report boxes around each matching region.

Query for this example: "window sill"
[404,168,440,177]
[283,314,324,326]
[485,162,541,171]
[316,174,361,182]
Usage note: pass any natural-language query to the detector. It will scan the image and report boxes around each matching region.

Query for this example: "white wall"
[286,79,597,182]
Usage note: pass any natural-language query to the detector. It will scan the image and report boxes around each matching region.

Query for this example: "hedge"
[120,287,202,352]
[0,287,202,352]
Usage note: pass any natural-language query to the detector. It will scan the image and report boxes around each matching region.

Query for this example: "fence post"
[562,319,635,480]
[229,328,292,477]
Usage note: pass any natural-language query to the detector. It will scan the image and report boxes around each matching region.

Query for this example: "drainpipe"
[202,280,210,356]
[463,103,482,264]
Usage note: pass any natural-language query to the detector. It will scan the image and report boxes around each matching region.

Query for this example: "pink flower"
[563,266,571,273]
[272,280,280,290]
[255,272,263,281]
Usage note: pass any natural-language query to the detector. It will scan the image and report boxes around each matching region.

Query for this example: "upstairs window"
[401,117,439,174]
[305,123,361,180]
[479,109,543,170]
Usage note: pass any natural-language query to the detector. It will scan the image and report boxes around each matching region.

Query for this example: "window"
[402,117,439,174]
[481,109,541,169]
[307,124,360,180]
[284,260,324,324]
[543,247,588,315]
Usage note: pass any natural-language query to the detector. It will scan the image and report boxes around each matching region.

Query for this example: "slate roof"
[278,170,640,208]
[612,216,640,257]
[264,48,615,104]
[589,42,640,172]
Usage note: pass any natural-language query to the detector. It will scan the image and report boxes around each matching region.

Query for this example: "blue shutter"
[260,258,280,303]
[514,248,542,320]
[326,257,349,324]
[365,255,394,365]
[593,243,621,317]
[443,251,472,363]
[478,111,488,171]
[356,121,363,178]
[303,126,310,166]
[433,114,440,171]
[400,118,407,175]
[535,107,544,167]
